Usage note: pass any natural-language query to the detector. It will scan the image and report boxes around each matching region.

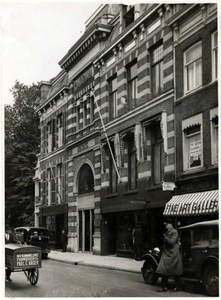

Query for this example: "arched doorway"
[77,163,95,252]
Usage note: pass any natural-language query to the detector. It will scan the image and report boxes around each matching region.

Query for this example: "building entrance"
[78,209,94,252]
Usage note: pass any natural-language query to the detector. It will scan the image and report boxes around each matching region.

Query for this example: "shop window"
[57,113,63,147]
[211,115,218,165]
[151,44,163,96]
[127,62,138,109]
[151,122,164,185]
[212,31,218,81]
[47,121,52,153]
[123,5,134,29]
[128,135,137,190]
[184,41,202,93]
[78,164,94,195]
[183,125,202,170]
[109,76,117,120]
[109,142,117,194]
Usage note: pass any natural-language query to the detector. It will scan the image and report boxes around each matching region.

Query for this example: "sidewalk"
[48,250,143,274]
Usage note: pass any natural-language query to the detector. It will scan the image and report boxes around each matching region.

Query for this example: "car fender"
[195,256,219,279]
[202,256,218,268]
[141,254,159,267]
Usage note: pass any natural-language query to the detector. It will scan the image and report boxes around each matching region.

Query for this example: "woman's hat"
[164,218,173,224]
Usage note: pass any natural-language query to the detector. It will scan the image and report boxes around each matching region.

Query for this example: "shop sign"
[164,198,218,215]
[190,140,201,161]
[162,182,176,191]
[179,178,218,193]
[16,253,40,267]
[73,67,93,92]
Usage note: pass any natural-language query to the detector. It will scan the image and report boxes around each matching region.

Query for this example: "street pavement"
[48,250,143,274]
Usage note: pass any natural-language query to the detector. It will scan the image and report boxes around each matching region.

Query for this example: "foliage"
[5,81,41,227]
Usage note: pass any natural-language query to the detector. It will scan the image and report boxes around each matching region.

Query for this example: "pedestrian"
[132,223,143,260]
[5,225,13,281]
[61,228,67,252]
[156,218,182,292]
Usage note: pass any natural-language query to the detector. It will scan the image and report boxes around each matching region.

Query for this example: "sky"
[1,1,103,105]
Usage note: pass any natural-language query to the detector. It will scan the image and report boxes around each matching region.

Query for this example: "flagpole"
[94,99,121,182]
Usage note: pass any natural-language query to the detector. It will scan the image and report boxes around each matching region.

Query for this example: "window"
[212,31,218,80]
[76,106,80,131]
[57,114,63,147]
[52,119,56,150]
[57,164,62,203]
[83,101,87,127]
[128,62,138,109]
[78,164,94,195]
[47,169,51,205]
[183,125,202,170]
[128,135,137,190]
[109,77,117,120]
[47,122,52,153]
[151,44,163,96]
[90,96,94,123]
[123,5,134,29]
[211,115,218,165]
[151,122,164,185]
[109,143,117,194]
[184,42,202,93]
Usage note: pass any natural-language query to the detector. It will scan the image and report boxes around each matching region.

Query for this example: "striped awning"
[163,190,219,216]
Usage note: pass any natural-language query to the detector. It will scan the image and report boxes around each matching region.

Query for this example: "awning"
[163,190,219,216]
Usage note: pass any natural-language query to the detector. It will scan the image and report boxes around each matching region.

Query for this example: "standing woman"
[156,218,182,292]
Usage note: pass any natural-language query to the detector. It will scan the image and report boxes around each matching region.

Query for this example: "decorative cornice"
[59,23,113,71]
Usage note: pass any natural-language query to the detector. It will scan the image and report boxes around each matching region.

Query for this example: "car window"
[193,228,210,247]
[30,229,48,236]
[211,226,218,247]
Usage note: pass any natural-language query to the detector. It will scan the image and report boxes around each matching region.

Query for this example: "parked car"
[14,227,51,259]
[141,220,219,296]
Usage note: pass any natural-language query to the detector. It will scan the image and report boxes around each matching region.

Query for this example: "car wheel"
[142,260,158,285]
[203,263,219,296]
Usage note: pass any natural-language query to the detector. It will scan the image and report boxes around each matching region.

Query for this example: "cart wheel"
[28,268,39,285]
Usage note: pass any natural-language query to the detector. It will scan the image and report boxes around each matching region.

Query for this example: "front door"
[78,209,94,252]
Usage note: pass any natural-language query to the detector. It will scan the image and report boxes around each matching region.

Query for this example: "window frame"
[127,62,138,109]
[109,76,118,120]
[128,135,137,190]
[109,142,118,194]
[47,121,52,153]
[123,5,134,29]
[47,169,52,206]
[83,101,87,127]
[211,115,218,166]
[151,44,163,96]
[76,106,80,131]
[183,123,203,171]
[211,31,218,81]
[184,41,202,93]
[57,164,62,204]
[150,122,164,185]
[90,96,94,123]
[57,114,63,148]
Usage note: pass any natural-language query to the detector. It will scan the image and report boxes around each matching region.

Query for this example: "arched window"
[78,164,94,195]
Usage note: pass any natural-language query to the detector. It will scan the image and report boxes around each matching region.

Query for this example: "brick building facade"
[34,3,218,256]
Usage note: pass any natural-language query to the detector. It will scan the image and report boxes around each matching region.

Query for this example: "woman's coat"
[156,227,182,276]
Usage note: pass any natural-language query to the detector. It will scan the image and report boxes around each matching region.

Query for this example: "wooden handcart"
[5,243,42,285]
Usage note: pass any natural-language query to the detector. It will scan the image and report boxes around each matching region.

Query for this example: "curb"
[48,257,141,274]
